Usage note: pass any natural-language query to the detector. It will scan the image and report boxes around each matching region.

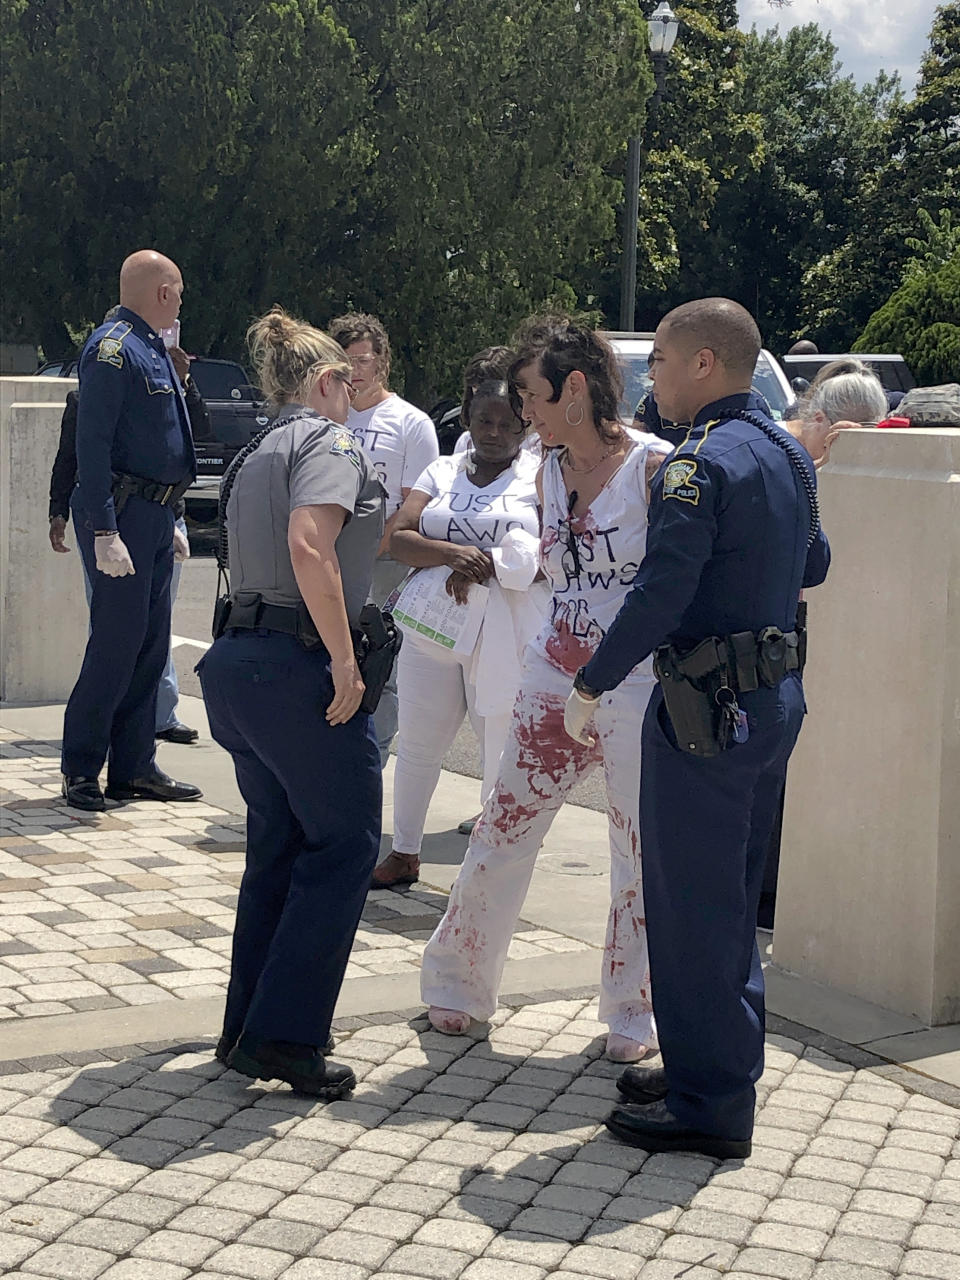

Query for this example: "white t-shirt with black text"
[347,394,439,518]
[414,451,541,548]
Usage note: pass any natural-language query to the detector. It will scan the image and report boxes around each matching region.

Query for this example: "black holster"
[653,638,730,759]
[654,615,807,758]
[352,605,403,714]
[111,471,192,517]
[213,591,402,717]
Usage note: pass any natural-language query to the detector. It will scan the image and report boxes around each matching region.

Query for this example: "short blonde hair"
[247,306,350,406]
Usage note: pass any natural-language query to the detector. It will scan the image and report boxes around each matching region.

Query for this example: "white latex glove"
[173,525,190,563]
[564,686,599,746]
[94,532,135,577]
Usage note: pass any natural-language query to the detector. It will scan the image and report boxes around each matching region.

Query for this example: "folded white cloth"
[473,529,550,717]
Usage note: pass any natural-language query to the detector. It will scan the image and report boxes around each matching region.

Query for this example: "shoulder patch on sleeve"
[95,320,132,368]
[330,429,362,470]
[662,458,701,506]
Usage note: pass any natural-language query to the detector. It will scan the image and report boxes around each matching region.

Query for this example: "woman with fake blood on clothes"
[420,316,672,1062]
[370,358,550,890]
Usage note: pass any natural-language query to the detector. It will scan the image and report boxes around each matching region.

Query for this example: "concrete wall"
[776,426,960,1027]
[0,377,87,702]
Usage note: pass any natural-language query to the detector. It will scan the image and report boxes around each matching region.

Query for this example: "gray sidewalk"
[1,699,959,1280]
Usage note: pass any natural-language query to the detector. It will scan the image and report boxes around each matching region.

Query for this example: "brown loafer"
[370,851,420,889]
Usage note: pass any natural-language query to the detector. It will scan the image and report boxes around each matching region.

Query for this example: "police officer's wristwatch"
[573,668,601,701]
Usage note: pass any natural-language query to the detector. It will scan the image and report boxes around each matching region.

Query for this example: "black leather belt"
[219,594,323,650]
[112,472,192,508]
[229,601,304,637]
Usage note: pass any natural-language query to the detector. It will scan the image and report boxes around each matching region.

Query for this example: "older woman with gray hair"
[787,358,888,466]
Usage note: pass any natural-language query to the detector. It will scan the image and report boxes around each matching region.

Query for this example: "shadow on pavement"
[45,1019,733,1253]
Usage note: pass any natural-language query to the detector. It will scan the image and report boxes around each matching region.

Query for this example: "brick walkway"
[2,729,959,1279]
[0,732,589,1021]
[0,1000,958,1280]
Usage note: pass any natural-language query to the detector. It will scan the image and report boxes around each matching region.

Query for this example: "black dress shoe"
[605,1099,751,1160]
[105,769,203,802]
[62,775,105,812]
[616,1065,669,1105]
[215,1032,334,1064]
[156,721,200,745]
[226,1035,355,1097]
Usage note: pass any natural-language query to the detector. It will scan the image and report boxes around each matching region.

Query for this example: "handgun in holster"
[653,637,729,759]
[111,473,137,517]
[352,605,403,714]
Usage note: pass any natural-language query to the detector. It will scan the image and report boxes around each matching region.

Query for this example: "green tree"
[801,2,960,348]
[853,250,959,383]
[625,1,764,330]
[685,22,898,353]
[0,2,369,360]
[329,1,651,401]
[2,0,652,398]
[902,207,960,279]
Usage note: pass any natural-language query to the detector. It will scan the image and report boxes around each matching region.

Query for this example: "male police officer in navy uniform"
[564,298,830,1159]
[61,250,202,811]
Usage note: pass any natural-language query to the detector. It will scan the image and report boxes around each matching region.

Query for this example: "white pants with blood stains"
[421,648,656,1044]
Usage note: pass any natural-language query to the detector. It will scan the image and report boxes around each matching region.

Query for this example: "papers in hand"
[389,565,488,655]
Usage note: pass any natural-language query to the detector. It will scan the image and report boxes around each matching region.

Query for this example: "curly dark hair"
[327,311,391,383]
[461,345,514,427]
[509,315,623,443]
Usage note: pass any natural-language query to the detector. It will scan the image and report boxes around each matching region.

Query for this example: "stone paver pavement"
[3,726,959,1279]
[0,1000,957,1279]
[0,732,590,1021]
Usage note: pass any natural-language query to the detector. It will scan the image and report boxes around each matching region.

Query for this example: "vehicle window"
[614,349,789,422]
[38,364,64,377]
[190,360,254,401]
[617,356,653,422]
[752,354,789,420]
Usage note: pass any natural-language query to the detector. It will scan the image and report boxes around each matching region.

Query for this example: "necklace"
[561,439,622,475]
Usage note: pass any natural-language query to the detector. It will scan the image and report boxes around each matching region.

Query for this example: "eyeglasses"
[557,488,582,576]
[347,354,378,367]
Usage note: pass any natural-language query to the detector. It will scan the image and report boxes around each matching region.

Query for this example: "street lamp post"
[618,2,680,331]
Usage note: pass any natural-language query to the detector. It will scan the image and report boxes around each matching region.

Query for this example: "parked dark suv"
[37,355,272,518]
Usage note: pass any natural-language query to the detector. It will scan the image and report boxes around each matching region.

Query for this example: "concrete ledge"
[0,948,603,1064]
[765,963,925,1046]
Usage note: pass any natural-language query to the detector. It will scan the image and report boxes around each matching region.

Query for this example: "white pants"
[421,647,656,1043]
[392,633,512,856]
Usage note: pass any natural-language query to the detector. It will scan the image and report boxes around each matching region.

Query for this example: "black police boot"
[226,1035,355,1098]
[616,1065,669,1105]
[105,769,202,802]
[156,721,200,745]
[62,775,105,812]
[605,1098,751,1160]
[215,1032,334,1065]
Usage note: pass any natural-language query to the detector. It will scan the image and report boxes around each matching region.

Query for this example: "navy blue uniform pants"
[198,629,381,1048]
[639,675,805,1139]
[62,493,174,781]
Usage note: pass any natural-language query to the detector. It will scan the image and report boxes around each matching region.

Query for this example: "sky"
[738,0,939,92]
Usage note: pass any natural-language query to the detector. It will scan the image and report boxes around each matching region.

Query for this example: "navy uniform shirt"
[583,391,830,692]
[74,306,196,531]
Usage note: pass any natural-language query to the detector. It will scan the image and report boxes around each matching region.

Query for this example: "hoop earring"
[565,400,585,428]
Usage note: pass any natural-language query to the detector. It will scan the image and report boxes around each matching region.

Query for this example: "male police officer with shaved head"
[564,298,830,1159]
[61,250,201,811]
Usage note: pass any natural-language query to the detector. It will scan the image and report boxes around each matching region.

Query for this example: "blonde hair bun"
[246,306,350,406]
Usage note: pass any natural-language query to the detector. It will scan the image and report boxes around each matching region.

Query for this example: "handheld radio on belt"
[653,410,817,757]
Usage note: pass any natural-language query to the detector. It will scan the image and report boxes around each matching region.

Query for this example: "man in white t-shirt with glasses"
[328,312,439,766]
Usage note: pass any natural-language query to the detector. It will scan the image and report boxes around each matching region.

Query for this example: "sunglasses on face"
[557,488,581,576]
